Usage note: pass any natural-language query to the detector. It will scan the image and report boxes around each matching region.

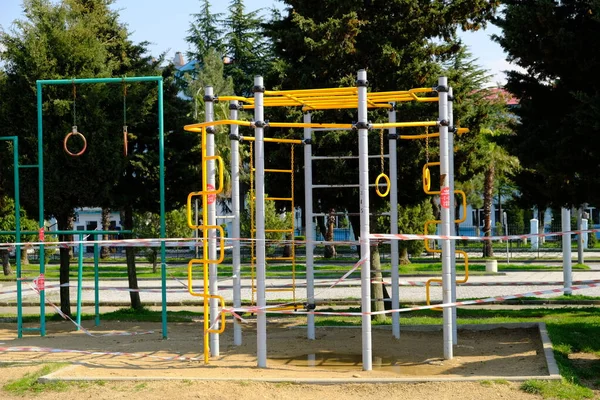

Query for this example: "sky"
[0,0,514,85]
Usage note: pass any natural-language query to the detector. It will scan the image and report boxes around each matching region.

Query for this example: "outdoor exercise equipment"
[63,83,86,157]
[185,70,462,370]
[246,138,300,310]
[122,81,129,156]
[375,129,390,197]
[6,76,168,339]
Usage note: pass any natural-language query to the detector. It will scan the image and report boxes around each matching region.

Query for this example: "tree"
[186,0,225,64]
[0,197,38,275]
[0,0,197,314]
[134,207,194,273]
[223,0,272,96]
[262,1,501,254]
[492,0,600,208]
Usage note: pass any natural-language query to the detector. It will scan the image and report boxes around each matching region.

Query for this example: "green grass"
[520,379,594,399]
[3,363,69,395]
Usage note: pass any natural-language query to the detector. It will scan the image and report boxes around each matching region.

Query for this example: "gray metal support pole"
[438,77,453,360]
[530,219,539,250]
[448,87,457,345]
[205,86,219,356]
[561,207,572,295]
[230,100,242,346]
[582,219,589,249]
[254,76,268,368]
[577,207,584,264]
[388,106,400,339]
[303,112,316,339]
[357,69,372,371]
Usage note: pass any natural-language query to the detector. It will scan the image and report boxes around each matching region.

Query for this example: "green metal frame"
[28,76,168,338]
[0,136,23,336]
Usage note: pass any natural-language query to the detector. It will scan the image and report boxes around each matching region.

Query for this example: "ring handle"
[64,126,87,156]
[375,173,391,197]
[423,167,431,192]
[123,125,128,156]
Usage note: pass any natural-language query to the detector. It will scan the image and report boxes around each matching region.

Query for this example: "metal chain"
[379,128,384,172]
[123,80,127,126]
[425,126,429,164]
[72,81,77,127]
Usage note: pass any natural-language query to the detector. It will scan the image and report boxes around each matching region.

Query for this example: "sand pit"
[0,319,557,382]
[0,320,552,382]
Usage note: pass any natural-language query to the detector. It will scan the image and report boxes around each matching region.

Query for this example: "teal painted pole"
[0,137,22,336]
[37,76,161,85]
[36,81,46,337]
[158,77,168,339]
[14,138,22,338]
[76,234,83,330]
[94,238,100,326]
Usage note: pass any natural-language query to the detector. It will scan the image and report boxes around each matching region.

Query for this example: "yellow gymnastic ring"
[375,173,390,197]
[423,167,431,192]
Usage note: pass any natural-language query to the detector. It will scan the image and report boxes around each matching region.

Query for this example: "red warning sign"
[39,227,45,242]
[33,273,45,292]
[440,186,450,209]
[206,183,216,205]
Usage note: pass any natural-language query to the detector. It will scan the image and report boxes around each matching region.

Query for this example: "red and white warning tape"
[223,281,600,317]
[2,226,598,250]
[28,283,155,338]
[369,228,600,242]
[372,279,600,287]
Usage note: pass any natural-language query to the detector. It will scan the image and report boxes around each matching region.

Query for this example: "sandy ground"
[0,319,553,399]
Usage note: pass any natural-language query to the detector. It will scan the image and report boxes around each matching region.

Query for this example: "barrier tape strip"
[369,228,600,242]
[2,227,598,250]
[222,281,600,317]
[29,283,155,338]
[0,346,203,362]
[373,279,600,287]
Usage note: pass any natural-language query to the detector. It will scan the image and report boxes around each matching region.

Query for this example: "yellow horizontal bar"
[264,87,357,96]
[264,228,294,233]
[371,121,438,129]
[264,169,293,173]
[184,119,253,132]
[239,136,303,144]
[400,132,440,140]
[457,128,469,134]
[266,256,295,261]
[265,197,292,201]
[218,95,252,102]
[269,122,353,129]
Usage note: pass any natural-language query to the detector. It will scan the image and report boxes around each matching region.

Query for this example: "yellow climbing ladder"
[185,125,226,364]
[247,139,299,310]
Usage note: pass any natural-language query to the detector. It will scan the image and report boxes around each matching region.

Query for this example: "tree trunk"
[151,249,158,274]
[123,207,142,310]
[282,233,292,258]
[324,209,336,258]
[56,212,73,317]
[399,247,410,265]
[1,249,11,275]
[482,164,495,257]
[101,208,110,259]
[370,244,386,322]
[20,246,30,265]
